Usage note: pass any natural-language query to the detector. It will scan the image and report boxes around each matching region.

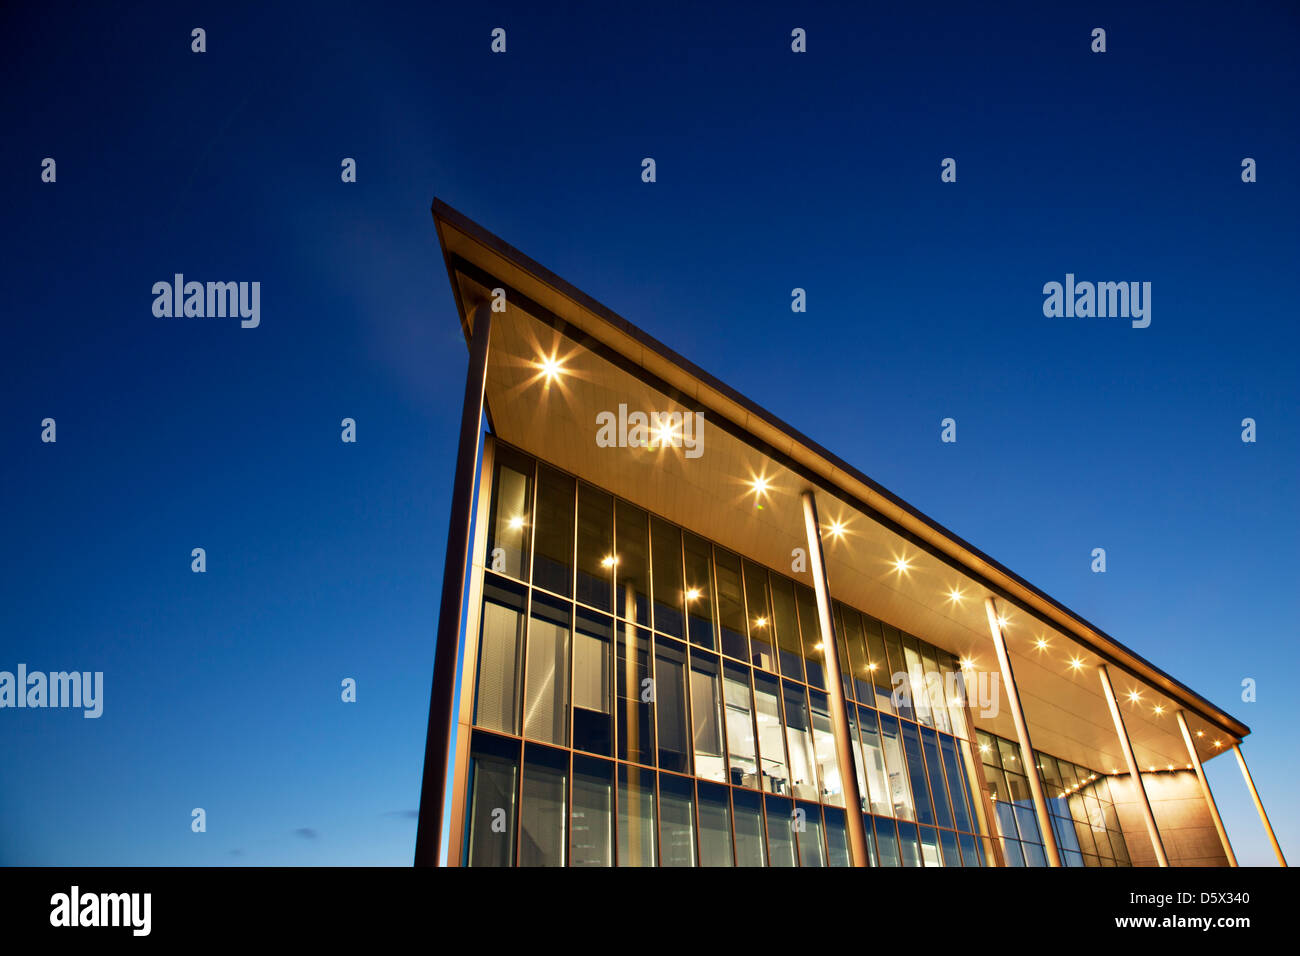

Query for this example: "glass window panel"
[1073,816,1097,855]
[617,765,656,866]
[903,635,933,727]
[650,517,684,637]
[765,795,797,867]
[519,744,567,867]
[864,814,878,866]
[846,705,869,812]
[823,807,851,867]
[839,606,872,703]
[524,593,570,745]
[939,734,974,833]
[809,690,843,806]
[919,825,942,866]
[714,548,749,661]
[783,681,819,802]
[614,500,650,624]
[938,827,961,867]
[958,831,983,867]
[770,576,803,681]
[1003,839,1026,867]
[572,609,613,756]
[833,620,854,703]
[690,651,726,782]
[920,727,954,830]
[659,773,696,867]
[878,713,915,820]
[1022,841,1048,867]
[997,737,1022,775]
[473,575,525,734]
[617,622,654,765]
[940,651,970,738]
[571,755,613,867]
[655,637,691,774]
[900,721,935,826]
[743,560,776,671]
[697,781,733,867]
[575,483,613,611]
[683,532,716,649]
[921,646,950,732]
[881,625,912,720]
[874,816,901,867]
[465,732,519,867]
[532,465,574,597]
[485,446,533,580]
[897,822,922,867]
[796,585,827,689]
[977,731,1001,768]
[858,706,893,816]
[1038,753,1063,793]
[733,788,767,866]
[753,672,789,795]
[723,662,759,789]
[795,803,826,867]
[864,617,895,713]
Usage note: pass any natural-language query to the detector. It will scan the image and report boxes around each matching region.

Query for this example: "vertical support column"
[800,490,870,867]
[984,597,1061,866]
[1233,744,1288,867]
[414,300,493,867]
[1097,663,1169,867]
[1175,710,1237,866]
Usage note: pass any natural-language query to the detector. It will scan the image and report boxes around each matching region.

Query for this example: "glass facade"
[464,442,1017,865]
[975,730,1131,867]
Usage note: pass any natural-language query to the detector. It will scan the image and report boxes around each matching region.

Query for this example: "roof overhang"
[432,198,1249,777]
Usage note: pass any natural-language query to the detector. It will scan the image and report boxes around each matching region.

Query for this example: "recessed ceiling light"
[1034,638,1049,651]
[754,616,767,628]
[507,516,524,530]
[538,353,565,383]
[685,588,701,601]
[828,520,846,538]
[601,555,618,568]
[893,556,911,573]
[1068,656,1085,671]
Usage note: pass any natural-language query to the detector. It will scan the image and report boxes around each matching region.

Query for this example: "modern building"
[414,200,1286,868]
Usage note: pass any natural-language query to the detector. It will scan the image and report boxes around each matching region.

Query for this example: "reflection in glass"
[858,706,892,816]
[809,690,843,806]
[532,465,574,597]
[920,727,954,829]
[897,821,922,866]
[766,795,796,866]
[874,816,900,867]
[659,773,696,867]
[901,721,935,826]
[754,672,788,794]
[795,585,826,689]
[465,732,518,867]
[770,576,803,681]
[919,825,941,867]
[743,561,775,670]
[733,788,767,866]
[650,517,684,637]
[882,625,911,719]
[878,713,915,820]
[571,755,613,867]
[524,594,570,745]
[714,548,748,661]
[655,637,691,774]
[697,782,733,866]
[683,533,716,649]
[616,623,654,765]
[824,807,851,867]
[617,765,656,866]
[485,447,533,580]
[575,483,613,611]
[795,802,826,866]
[904,635,933,727]
[519,744,567,866]
[614,500,650,623]
[865,617,896,713]
[784,682,819,801]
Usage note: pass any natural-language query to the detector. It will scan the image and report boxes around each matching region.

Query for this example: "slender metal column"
[1233,744,1288,867]
[414,301,493,867]
[1098,664,1169,866]
[983,597,1061,866]
[1175,710,1237,866]
[800,490,870,866]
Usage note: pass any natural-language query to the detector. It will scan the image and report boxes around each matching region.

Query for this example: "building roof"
[431,197,1248,777]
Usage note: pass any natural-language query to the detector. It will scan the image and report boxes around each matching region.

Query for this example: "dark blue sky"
[2,1,1296,865]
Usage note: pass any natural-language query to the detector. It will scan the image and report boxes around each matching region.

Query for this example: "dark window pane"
[958,831,983,867]
[939,733,974,833]
[743,561,775,670]
[874,816,900,867]
[765,796,796,867]
[659,773,696,867]
[519,744,567,866]
[824,807,851,867]
[733,788,766,866]
[897,821,922,867]
[524,593,570,745]
[465,732,518,867]
[617,765,656,866]
[714,548,748,661]
[572,609,613,756]
[614,501,650,623]
[795,585,826,689]
[839,605,872,703]
[683,532,716,649]
[650,517,684,637]
[698,782,733,866]
[473,575,525,734]
[939,827,961,867]
[795,802,826,867]
[921,727,954,830]
[864,616,895,713]
[881,624,912,720]
[575,484,613,611]
[919,825,942,867]
[571,755,613,867]
[485,446,533,580]
[878,713,915,820]
[770,576,803,681]
[532,466,574,597]
[753,671,788,795]
[859,706,892,816]
[616,622,654,764]
[655,637,691,774]
[901,721,936,826]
